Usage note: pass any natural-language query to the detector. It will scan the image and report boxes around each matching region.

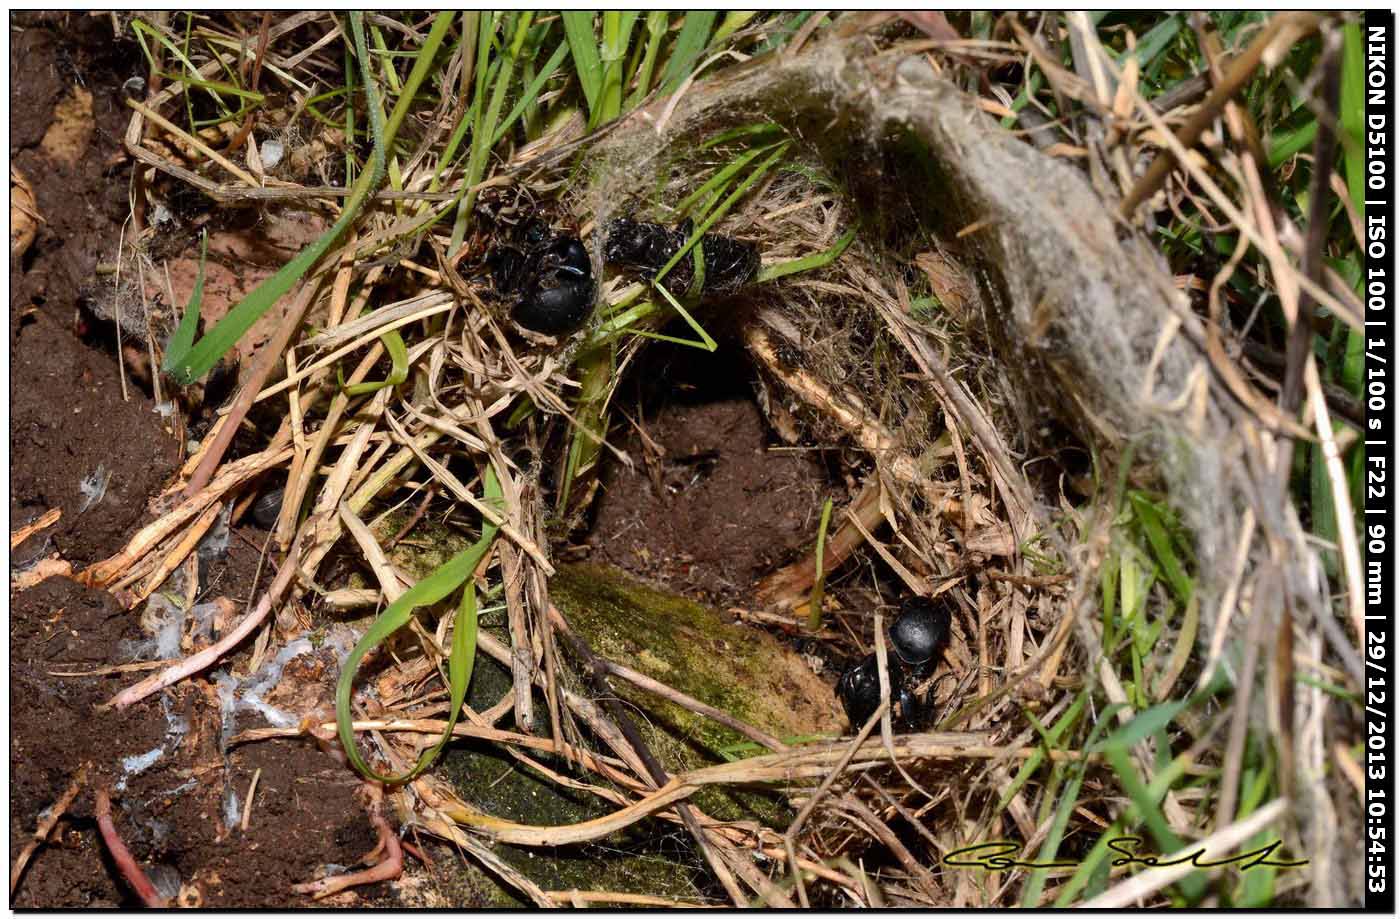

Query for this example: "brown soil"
[8,15,382,908]
[585,339,842,605]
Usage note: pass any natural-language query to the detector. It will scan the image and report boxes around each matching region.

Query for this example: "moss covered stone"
[384,539,841,904]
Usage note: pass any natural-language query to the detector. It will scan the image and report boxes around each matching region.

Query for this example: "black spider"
[603,217,759,297]
[837,596,952,731]
[488,220,595,334]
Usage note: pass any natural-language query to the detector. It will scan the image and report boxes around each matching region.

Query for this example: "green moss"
[375,529,841,904]
[550,563,841,825]
[382,516,473,580]
[437,653,707,905]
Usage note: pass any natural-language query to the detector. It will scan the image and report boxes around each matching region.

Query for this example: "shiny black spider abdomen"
[603,218,759,297]
[489,225,595,334]
[513,237,594,333]
[836,597,952,732]
[839,653,919,730]
[889,596,950,679]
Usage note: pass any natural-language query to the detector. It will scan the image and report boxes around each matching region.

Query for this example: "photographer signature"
[944,838,1308,872]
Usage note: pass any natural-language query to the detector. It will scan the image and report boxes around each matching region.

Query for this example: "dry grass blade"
[107,532,303,709]
[10,508,60,549]
[1082,798,1292,908]
[10,766,87,896]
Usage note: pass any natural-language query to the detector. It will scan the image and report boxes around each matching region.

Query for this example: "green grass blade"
[657,11,717,95]
[1020,763,1087,906]
[756,227,856,283]
[649,284,718,351]
[562,12,602,113]
[342,329,409,396]
[168,12,452,384]
[490,39,570,148]
[1103,746,1204,900]
[336,466,503,783]
[674,141,779,218]
[161,231,207,374]
[652,142,789,288]
[131,19,240,114]
[1125,14,1183,69]
[699,123,784,152]
[421,577,480,781]
[752,11,814,54]
[996,691,1087,810]
[1092,697,1190,754]
[1267,119,1317,169]
[451,12,532,250]
[627,12,670,107]
[165,13,385,384]
[1340,22,1366,218]
[1127,492,1194,605]
[1022,699,1129,906]
[1051,818,1126,906]
[381,13,456,144]
[595,11,640,126]
[711,11,758,47]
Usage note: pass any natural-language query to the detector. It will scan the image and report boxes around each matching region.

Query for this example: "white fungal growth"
[214,635,337,750]
[151,596,185,660]
[188,599,225,646]
[115,746,164,792]
[261,138,285,169]
[146,864,182,902]
[77,464,112,513]
[123,747,164,774]
[161,694,189,750]
[239,638,314,728]
[197,504,233,562]
[122,593,187,662]
[223,786,242,830]
[153,779,197,799]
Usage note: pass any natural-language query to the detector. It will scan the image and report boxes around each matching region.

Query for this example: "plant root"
[292,784,403,900]
[94,788,169,908]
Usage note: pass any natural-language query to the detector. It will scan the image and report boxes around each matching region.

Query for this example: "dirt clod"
[587,343,841,604]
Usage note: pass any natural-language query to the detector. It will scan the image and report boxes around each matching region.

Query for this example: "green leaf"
[342,328,409,396]
[1341,22,1366,219]
[161,230,207,374]
[336,466,503,783]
